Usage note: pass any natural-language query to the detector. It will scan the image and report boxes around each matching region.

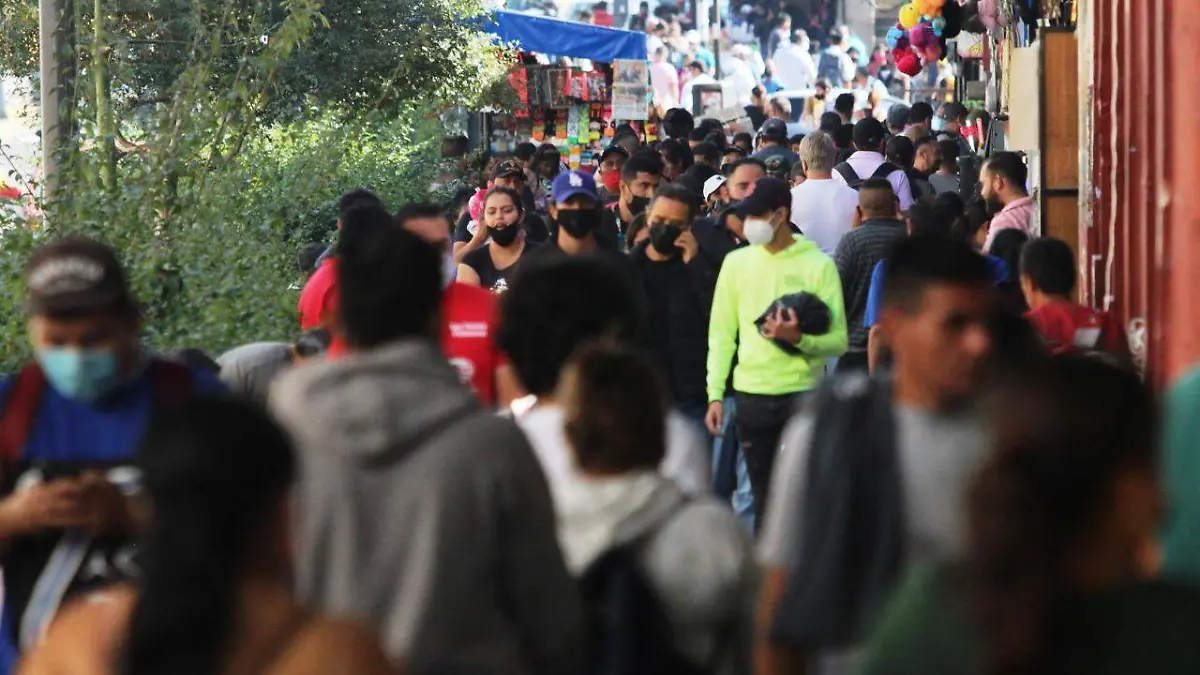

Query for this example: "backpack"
[817,50,844,85]
[0,359,193,464]
[578,500,710,675]
[834,161,901,190]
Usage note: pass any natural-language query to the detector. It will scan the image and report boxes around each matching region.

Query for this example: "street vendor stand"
[479,10,652,170]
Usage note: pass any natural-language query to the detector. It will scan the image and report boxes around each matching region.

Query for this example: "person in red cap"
[0,237,223,670]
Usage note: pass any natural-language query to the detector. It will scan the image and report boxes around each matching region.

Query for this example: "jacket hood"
[780,234,822,258]
[270,339,477,462]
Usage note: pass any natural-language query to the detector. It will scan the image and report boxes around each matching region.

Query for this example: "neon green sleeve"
[706,255,740,403]
[797,256,849,358]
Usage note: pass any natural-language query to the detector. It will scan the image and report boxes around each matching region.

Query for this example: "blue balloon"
[886,26,905,49]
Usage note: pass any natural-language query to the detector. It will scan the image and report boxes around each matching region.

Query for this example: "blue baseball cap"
[551,170,600,205]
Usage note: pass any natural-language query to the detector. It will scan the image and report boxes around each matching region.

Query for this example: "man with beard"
[603,151,662,250]
[980,152,1035,251]
[629,184,720,433]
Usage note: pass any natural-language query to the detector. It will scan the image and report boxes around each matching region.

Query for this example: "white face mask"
[743,216,776,247]
[442,251,457,288]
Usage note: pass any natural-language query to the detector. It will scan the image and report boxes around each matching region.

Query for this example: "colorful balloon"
[897,51,923,76]
[909,22,936,49]
[886,25,906,49]
[931,17,947,36]
[899,3,921,29]
[913,0,931,15]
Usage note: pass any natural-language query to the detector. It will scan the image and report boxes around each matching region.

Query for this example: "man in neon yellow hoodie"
[705,177,848,525]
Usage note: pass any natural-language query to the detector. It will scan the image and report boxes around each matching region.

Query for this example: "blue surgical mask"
[37,348,122,403]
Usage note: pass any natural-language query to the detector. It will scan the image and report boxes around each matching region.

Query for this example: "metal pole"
[39,0,62,198]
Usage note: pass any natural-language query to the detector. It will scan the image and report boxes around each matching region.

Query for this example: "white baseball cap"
[703,174,727,200]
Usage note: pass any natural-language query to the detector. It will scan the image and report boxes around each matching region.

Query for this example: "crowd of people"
[0,90,1194,675]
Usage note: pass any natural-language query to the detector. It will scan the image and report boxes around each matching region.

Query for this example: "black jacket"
[629,240,718,408]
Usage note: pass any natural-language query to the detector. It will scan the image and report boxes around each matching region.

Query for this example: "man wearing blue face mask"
[0,237,223,673]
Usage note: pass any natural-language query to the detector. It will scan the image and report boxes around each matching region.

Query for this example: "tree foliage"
[0,0,510,370]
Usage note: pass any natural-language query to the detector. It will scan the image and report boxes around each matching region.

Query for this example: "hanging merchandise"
[891,0,966,77]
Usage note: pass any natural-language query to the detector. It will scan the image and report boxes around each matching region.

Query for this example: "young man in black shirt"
[603,151,662,249]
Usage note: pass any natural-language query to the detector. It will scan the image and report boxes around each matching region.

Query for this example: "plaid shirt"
[834,219,908,350]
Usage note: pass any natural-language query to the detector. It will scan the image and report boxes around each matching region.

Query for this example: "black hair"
[514,142,538,162]
[123,397,296,675]
[789,133,806,146]
[563,343,668,474]
[451,186,476,210]
[938,139,961,172]
[658,138,694,172]
[885,135,916,169]
[934,191,966,220]
[985,152,1028,190]
[697,117,725,136]
[882,236,993,313]
[990,229,1030,282]
[969,356,1155,675]
[652,182,702,223]
[338,188,384,220]
[732,132,754,149]
[296,242,325,274]
[339,205,441,349]
[687,59,706,72]
[621,150,664,183]
[703,131,727,150]
[1019,236,1075,296]
[819,112,843,135]
[942,102,969,122]
[294,328,332,357]
[687,128,709,143]
[853,118,886,151]
[834,93,856,116]
[906,196,954,239]
[951,196,992,244]
[693,141,720,165]
[722,146,747,160]
[728,156,767,176]
[909,101,934,125]
[498,256,644,396]
[683,162,718,185]
[394,203,448,231]
[832,123,855,150]
[790,161,807,181]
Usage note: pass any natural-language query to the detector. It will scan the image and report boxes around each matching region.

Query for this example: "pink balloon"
[909,23,935,48]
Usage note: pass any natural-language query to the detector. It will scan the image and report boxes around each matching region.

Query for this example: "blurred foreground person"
[758,238,994,675]
[217,329,330,406]
[271,220,582,673]
[19,398,395,675]
[858,357,1191,675]
[500,255,710,500]
[559,344,756,675]
[0,238,222,672]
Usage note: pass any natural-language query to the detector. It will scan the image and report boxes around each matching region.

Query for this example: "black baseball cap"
[853,117,887,150]
[600,145,630,162]
[491,159,526,181]
[738,177,792,218]
[25,237,136,317]
[759,118,789,143]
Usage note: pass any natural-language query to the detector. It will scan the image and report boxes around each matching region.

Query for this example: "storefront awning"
[483,10,648,62]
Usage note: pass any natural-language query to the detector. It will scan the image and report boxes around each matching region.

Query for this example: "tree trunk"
[93,0,116,192]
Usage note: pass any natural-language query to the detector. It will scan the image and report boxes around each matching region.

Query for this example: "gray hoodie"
[271,340,584,675]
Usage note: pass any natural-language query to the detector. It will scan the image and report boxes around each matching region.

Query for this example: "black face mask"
[490,224,520,247]
[649,222,683,256]
[555,209,601,239]
[814,93,826,100]
[627,195,651,217]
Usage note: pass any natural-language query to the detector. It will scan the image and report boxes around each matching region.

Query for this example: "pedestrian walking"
[272,218,582,673]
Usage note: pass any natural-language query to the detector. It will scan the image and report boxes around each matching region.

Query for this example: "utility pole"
[39,0,74,201]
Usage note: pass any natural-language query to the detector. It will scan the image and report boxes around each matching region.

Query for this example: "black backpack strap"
[871,162,900,180]
[834,162,861,187]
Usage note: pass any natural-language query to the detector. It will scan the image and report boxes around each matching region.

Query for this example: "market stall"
[480,10,652,170]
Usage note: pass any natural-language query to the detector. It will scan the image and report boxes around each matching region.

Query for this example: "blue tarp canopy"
[483,10,648,62]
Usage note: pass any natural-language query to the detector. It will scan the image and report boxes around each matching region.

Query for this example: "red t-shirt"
[298,258,338,331]
[318,269,504,405]
[1026,301,1129,357]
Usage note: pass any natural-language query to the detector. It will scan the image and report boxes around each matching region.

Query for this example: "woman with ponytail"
[19,397,397,675]
[858,356,1200,675]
